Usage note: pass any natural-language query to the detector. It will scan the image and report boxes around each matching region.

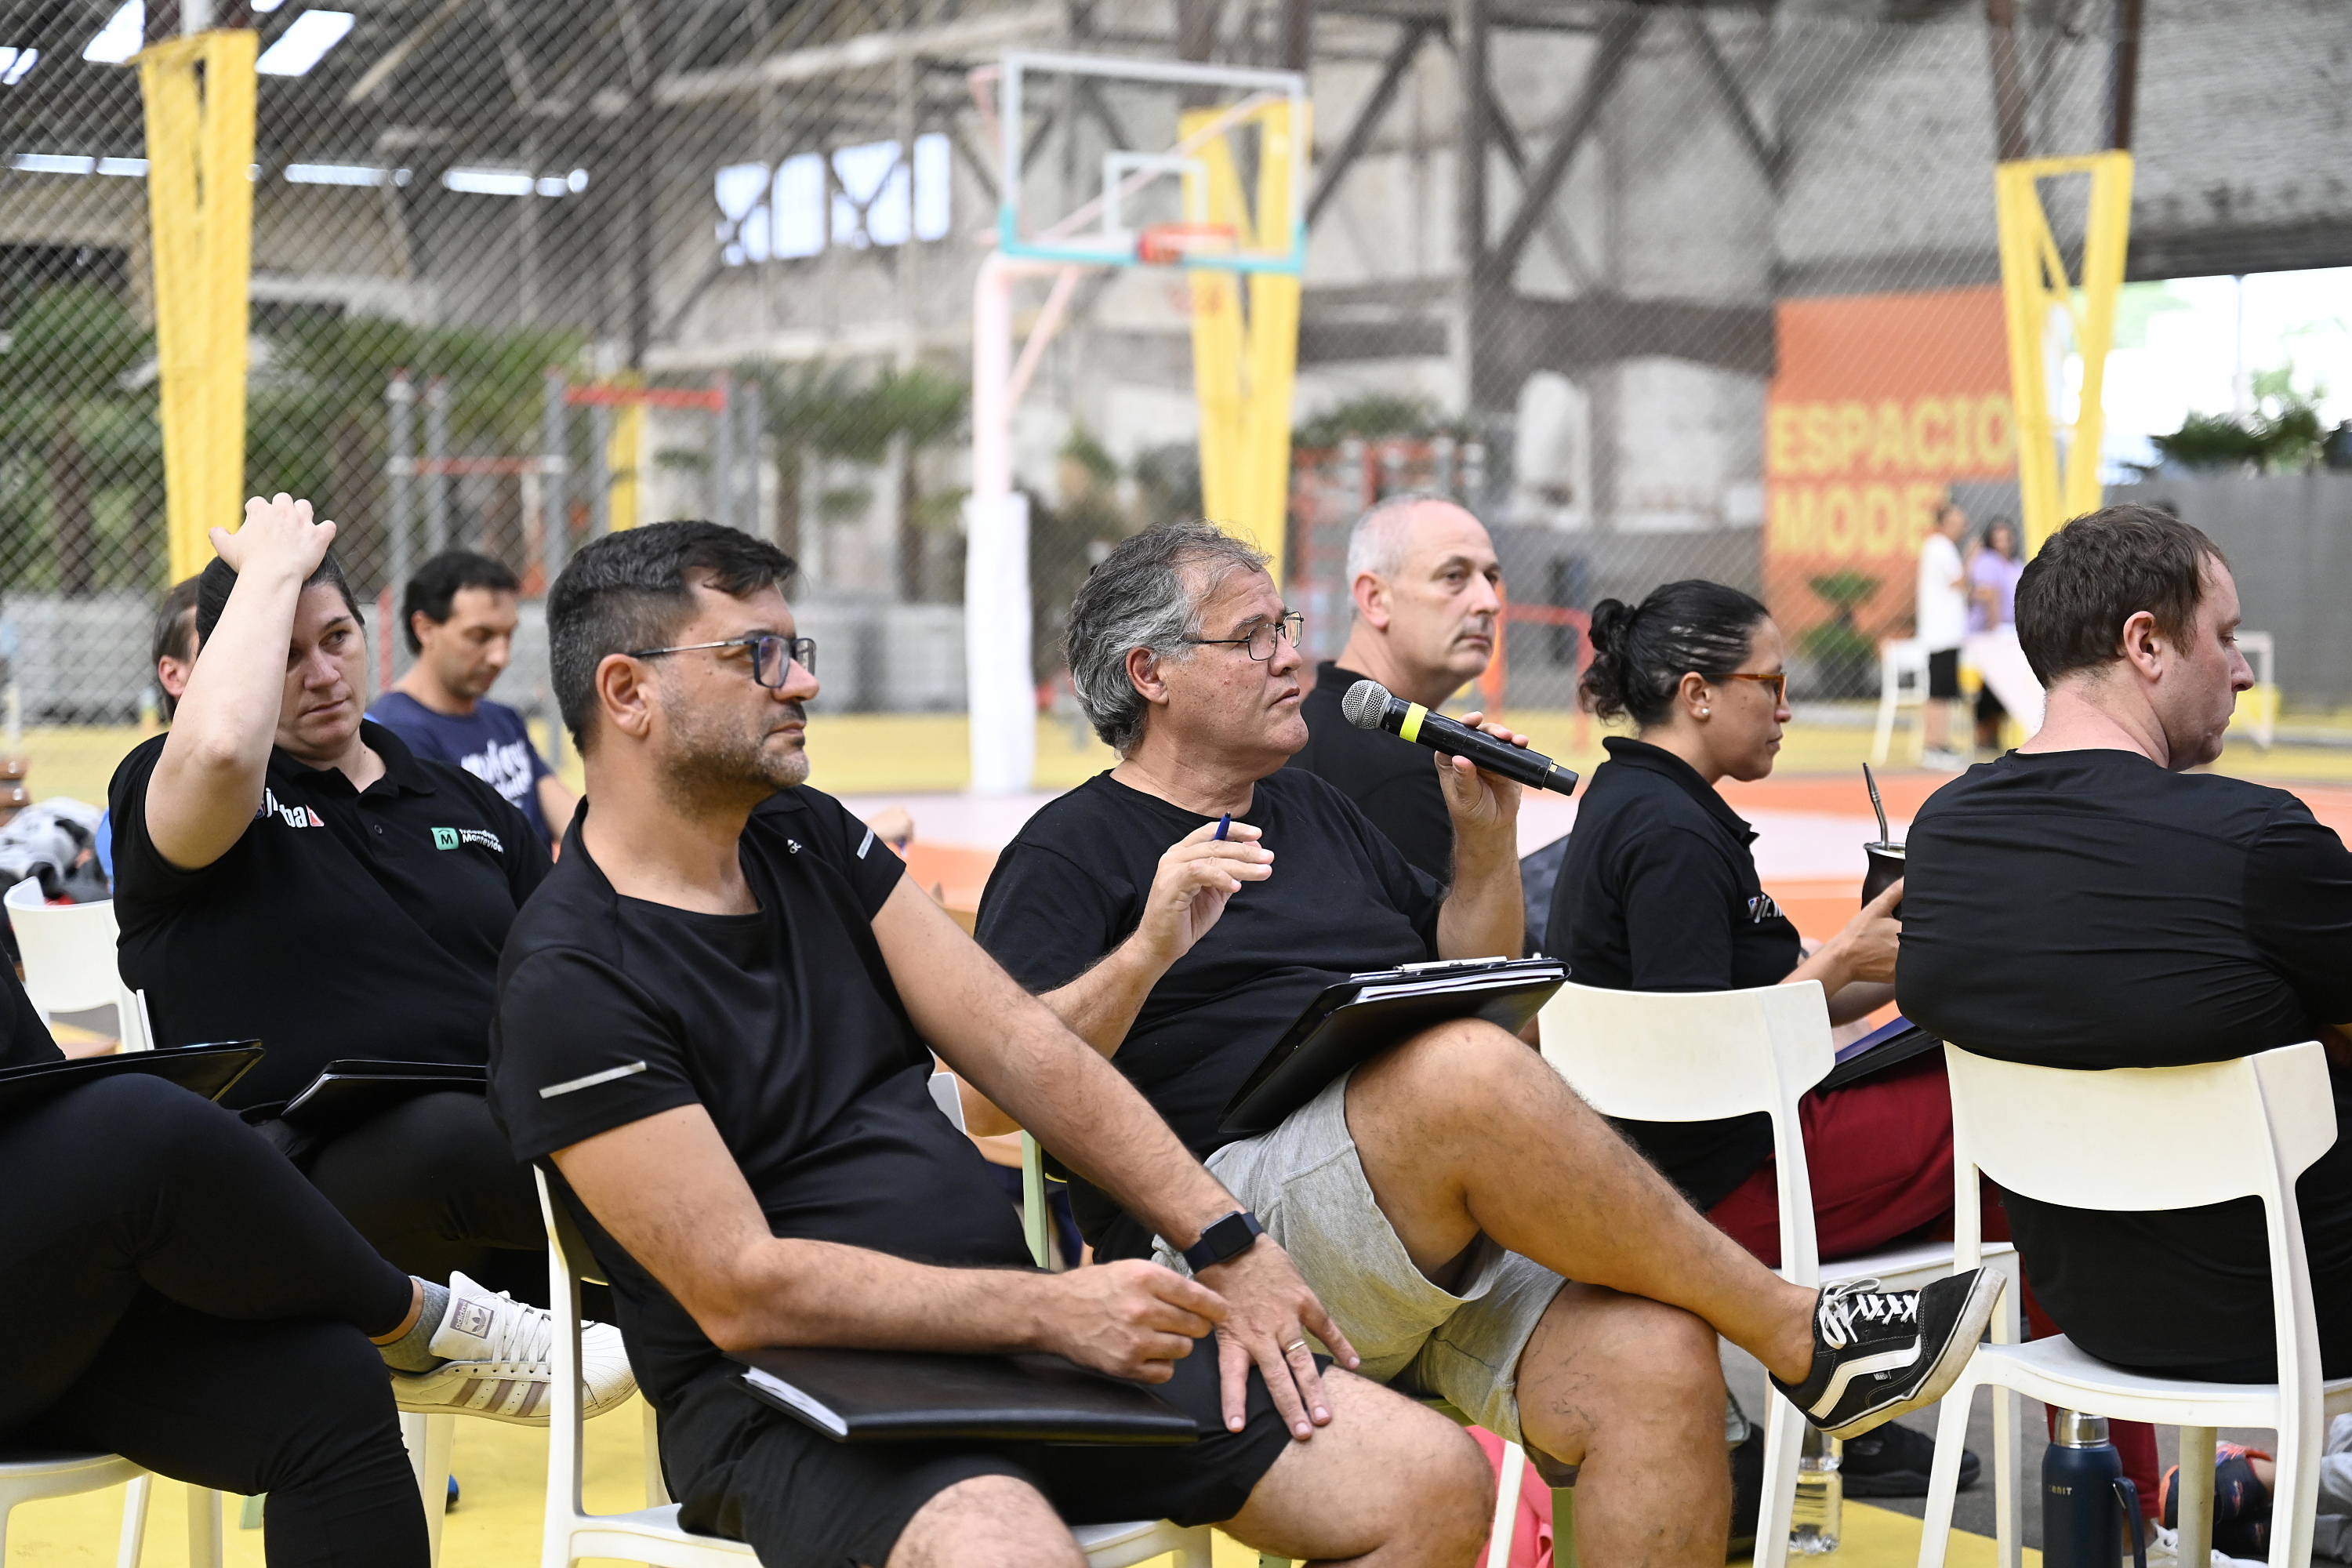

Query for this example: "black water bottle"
[2044,1410,2148,1568]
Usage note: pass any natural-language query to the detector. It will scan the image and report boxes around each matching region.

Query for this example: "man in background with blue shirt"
[369,551,579,850]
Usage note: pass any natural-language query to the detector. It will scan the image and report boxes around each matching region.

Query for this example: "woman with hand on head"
[1545,579,1991,1500]
[108,495,633,1425]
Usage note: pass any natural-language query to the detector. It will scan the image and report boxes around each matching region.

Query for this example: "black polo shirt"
[1286,662,1456,886]
[1547,736,1799,1208]
[110,721,550,1109]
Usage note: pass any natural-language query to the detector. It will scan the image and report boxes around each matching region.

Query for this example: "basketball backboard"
[989,50,1308,275]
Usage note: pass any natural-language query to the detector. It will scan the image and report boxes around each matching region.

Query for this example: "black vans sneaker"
[1769,1270,2003,1441]
[1840,1418,1980,1497]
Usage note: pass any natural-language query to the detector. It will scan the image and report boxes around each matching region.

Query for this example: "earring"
[1699,706,1710,717]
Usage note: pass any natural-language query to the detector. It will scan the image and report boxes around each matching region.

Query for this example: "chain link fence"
[0,0,2339,740]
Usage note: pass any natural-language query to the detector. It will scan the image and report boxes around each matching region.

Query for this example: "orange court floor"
[0,1395,2034,1568]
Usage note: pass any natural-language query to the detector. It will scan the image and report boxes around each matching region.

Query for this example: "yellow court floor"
[2,1396,2028,1568]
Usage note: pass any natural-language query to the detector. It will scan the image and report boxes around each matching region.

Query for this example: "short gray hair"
[1343,492,1454,593]
[1065,521,1271,754]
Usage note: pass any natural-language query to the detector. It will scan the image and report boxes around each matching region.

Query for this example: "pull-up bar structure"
[383,371,764,600]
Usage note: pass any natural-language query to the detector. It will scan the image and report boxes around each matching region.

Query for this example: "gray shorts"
[1156,1071,1568,1445]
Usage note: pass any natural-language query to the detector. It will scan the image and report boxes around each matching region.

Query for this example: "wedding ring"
[1284,1339,1310,1354]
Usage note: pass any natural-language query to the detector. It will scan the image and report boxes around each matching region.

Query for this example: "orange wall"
[1764,285,2016,637]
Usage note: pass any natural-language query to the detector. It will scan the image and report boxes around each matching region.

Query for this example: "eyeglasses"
[624,634,815,688]
[1724,670,1788,703]
[1185,612,1303,662]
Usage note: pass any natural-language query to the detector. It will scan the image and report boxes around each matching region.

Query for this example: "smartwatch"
[1181,1209,1265,1272]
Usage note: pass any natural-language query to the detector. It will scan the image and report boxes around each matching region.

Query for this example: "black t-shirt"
[1900,750,2352,1377]
[109,722,550,1107]
[1,964,64,1070]
[1286,662,1457,885]
[975,769,1444,1259]
[1548,737,1800,1209]
[489,788,1032,1421]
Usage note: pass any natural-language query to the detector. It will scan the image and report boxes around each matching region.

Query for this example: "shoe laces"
[466,1288,554,1365]
[1816,1279,1919,1349]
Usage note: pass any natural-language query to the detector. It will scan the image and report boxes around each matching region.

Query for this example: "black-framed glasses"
[624,634,815,688]
[1724,670,1788,703]
[1185,612,1303,662]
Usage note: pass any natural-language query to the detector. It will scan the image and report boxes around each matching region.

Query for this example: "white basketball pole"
[964,251,1037,795]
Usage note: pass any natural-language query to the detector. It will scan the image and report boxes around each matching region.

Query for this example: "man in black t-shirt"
[1901,503,2352,1382]
[489,521,1506,1568]
[1286,495,1504,884]
[975,521,2005,1563]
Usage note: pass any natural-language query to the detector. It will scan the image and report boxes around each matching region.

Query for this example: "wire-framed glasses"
[1185,612,1303,662]
[1723,670,1788,703]
[624,634,815,688]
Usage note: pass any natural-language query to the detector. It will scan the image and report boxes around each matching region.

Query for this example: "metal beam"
[1305,19,1429,227]
[655,4,1062,105]
[1681,10,1778,192]
[1488,8,1643,284]
[345,0,473,105]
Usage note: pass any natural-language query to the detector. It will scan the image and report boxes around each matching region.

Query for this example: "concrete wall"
[2107,474,2352,708]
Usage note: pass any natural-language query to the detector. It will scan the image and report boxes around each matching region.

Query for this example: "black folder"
[0,1040,264,1120]
[729,1346,1198,1444]
[1817,1015,1944,1094]
[279,1060,488,1139]
[1218,958,1567,1139]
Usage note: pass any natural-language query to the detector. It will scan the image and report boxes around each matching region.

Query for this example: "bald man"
[1287,495,1503,884]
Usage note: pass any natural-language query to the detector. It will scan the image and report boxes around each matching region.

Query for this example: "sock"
[378,1279,452,1373]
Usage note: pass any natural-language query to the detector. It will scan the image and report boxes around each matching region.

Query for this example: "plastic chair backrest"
[1537,978,1834,1284]
[5,880,122,1019]
[1943,1040,2336,1415]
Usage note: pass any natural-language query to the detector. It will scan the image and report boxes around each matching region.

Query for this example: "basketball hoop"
[1136,222,1240,266]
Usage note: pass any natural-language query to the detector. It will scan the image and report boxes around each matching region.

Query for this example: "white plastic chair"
[4,880,145,1050]
[1918,1041,2352,1568]
[1871,638,1929,766]
[535,1169,1209,1568]
[0,1448,221,1568]
[1537,979,2021,1568]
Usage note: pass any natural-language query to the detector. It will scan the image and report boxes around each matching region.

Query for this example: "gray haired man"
[1288,494,1504,883]
[971,521,2004,1566]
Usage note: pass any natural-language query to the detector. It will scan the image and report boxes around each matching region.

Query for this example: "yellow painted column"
[605,379,644,532]
[1994,150,2132,554]
[1237,101,1305,590]
[1181,113,1249,532]
[138,29,257,583]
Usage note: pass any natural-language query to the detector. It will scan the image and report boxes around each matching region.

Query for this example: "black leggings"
[303,1091,550,1305]
[0,1075,427,1568]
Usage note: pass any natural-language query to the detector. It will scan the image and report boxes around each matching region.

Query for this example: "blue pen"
[1214,814,1231,840]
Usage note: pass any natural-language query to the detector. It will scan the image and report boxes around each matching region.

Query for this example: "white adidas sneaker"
[389,1271,637,1425]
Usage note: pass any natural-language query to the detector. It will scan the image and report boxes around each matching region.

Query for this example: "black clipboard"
[279,1059,488,1140]
[0,1040,264,1121]
[1817,1015,1944,1094]
[729,1346,1198,1444]
[1218,958,1566,1139]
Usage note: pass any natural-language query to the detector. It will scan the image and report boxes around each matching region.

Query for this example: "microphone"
[1341,679,1578,794]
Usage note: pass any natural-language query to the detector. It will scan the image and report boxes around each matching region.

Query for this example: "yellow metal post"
[1993,150,2132,554]
[138,29,258,583]
[1179,103,1305,585]
[605,377,644,532]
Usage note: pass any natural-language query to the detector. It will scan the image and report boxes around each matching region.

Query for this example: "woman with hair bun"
[1548,579,1992,1497]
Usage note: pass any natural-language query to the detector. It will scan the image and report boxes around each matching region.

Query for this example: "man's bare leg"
[1346,1018,1820,1383]
[887,1475,1085,1568]
[1514,1285,1733,1567]
[1222,1368,1494,1566]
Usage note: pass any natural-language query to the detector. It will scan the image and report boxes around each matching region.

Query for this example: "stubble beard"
[659,695,811,815]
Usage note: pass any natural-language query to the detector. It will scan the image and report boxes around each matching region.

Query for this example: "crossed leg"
[887,1370,1494,1568]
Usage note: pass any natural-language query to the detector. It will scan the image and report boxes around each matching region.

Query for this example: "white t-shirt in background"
[1916,532,1968,652]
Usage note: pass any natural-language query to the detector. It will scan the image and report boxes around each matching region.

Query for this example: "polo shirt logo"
[1747,893,1783,924]
[432,827,506,854]
[258,789,323,828]
[434,828,461,850]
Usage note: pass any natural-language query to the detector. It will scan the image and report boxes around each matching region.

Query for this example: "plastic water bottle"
[1791,1425,1842,1553]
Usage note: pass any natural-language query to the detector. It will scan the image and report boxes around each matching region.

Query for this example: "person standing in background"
[1915,499,1971,771]
[1287,494,1504,884]
[368,551,579,851]
[1968,517,2026,755]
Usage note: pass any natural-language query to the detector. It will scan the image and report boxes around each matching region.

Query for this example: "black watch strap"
[1181,1209,1265,1272]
